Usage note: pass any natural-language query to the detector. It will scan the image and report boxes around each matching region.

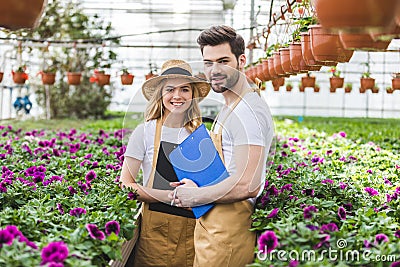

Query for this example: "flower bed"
[252,119,400,266]
[0,125,139,266]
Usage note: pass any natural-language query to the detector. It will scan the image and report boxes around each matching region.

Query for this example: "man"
[171,25,274,267]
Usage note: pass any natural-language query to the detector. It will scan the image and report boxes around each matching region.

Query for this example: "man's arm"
[172,144,265,207]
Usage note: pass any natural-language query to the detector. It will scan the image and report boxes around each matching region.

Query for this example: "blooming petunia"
[86,224,105,241]
[306,225,319,231]
[365,187,379,196]
[105,221,120,236]
[321,179,334,184]
[314,235,330,249]
[390,262,400,267]
[303,205,318,220]
[258,231,278,253]
[320,223,338,233]
[395,229,400,238]
[69,208,86,217]
[127,191,138,200]
[339,131,347,138]
[338,206,347,220]
[364,239,371,248]
[41,241,68,265]
[0,229,14,247]
[85,170,97,183]
[267,208,279,219]
[375,233,389,245]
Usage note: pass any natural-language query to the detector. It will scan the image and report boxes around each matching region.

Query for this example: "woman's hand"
[169,179,198,207]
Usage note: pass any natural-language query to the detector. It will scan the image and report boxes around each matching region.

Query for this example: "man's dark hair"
[197,25,245,60]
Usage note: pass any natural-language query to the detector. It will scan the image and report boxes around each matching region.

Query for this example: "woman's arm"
[120,157,172,204]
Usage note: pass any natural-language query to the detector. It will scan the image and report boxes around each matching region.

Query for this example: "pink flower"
[258,231,278,253]
[267,208,279,219]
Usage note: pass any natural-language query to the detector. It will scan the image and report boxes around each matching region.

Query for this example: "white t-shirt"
[124,119,191,186]
[212,91,274,200]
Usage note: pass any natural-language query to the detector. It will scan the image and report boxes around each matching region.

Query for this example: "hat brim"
[142,74,211,101]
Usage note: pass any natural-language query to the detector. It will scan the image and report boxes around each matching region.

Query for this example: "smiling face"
[161,78,193,116]
[202,42,246,93]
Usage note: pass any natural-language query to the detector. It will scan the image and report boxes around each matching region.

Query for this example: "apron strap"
[147,118,163,188]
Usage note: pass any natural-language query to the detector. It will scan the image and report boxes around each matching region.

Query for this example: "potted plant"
[300,73,316,92]
[344,83,352,93]
[67,71,82,85]
[391,72,400,90]
[371,86,379,94]
[329,66,344,92]
[12,65,28,84]
[285,81,293,92]
[314,83,320,93]
[120,68,134,85]
[39,66,57,85]
[90,69,111,86]
[360,62,375,93]
[386,86,394,94]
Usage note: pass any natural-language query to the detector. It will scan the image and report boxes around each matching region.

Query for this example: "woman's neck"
[162,112,185,128]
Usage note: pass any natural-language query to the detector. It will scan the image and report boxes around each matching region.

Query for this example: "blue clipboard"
[169,124,229,218]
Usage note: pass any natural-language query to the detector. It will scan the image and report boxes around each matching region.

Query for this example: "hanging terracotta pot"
[145,72,158,80]
[272,77,285,91]
[67,72,82,85]
[279,48,295,75]
[261,59,271,81]
[40,72,56,85]
[0,0,47,30]
[301,31,330,68]
[286,83,293,92]
[371,87,379,93]
[267,57,278,79]
[246,65,256,83]
[309,25,353,63]
[386,87,394,94]
[90,72,111,86]
[289,42,303,73]
[330,77,344,90]
[345,85,352,93]
[0,72,3,83]
[314,86,320,93]
[339,33,390,51]
[301,75,316,89]
[12,72,28,84]
[312,0,399,34]
[273,51,286,77]
[256,64,267,82]
[392,78,400,90]
[121,74,134,85]
[371,24,400,41]
[360,77,375,91]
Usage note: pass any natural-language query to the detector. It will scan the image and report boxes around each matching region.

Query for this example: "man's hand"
[169,179,199,207]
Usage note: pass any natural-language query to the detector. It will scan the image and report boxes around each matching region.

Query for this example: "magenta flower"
[84,153,93,159]
[289,260,299,267]
[258,230,278,253]
[41,241,69,265]
[364,239,371,248]
[86,224,105,240]
[375,234,389,245]
[391,262,400,267]
[302,189,315,196]
[105,221,120,236]
[395,229,400,238]
[366,169,373,174]
[0,229,14,247]
[85,170,97,183]
[267,208,279,219]
[338,206,346,220]
[321,179,334,184]
[303,205,318,220]
[57,203,64,215]
[127,191,138,200]
[339,131,347,138]
[320,223,338,233]
[48,263,64,267]
[339,182,348,190]
[306,225,319,231]
[365,187,379,196]
[67,186,77,195]
[69,208,86,217]
[281,184,293,192]
[314,235,330,249]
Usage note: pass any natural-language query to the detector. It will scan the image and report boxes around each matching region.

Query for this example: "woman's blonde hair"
[144,78,202,132]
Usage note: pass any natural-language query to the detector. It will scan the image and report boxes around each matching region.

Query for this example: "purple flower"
[127,191,138,200]
[314,235,330,249]
[302,189,315,196]
[343,202,353,211]
[67,186,77,195]
[105,221,120,236]
[86,224,105,240]
[384,178,392,185]
[338,206,347,220]
[366,169,373,174]
[303,205,318,220]
[48,263,64,267]
[19,235,38,249]
[281,151,287,157]
[0,229,14,247]
[306,225,319,231]
[326,150,333,155]
[320,223,338,233]
[41,241,69,265]
[289,260,299,267]
[339,131,347,138]
[5,225,22,238]
[321,179,333,185]
[69,208,86,217]
[391,262,400,267]
[57,203,64,215]
[365,187,379,196]
[258,231,278,253]
[364,239,371,248]
[85,170,97,183]
[395,229,400,238]
[267,208,279,219]
[375,234,389,245]
[84,154,93,159]
[339,182,348,190]
[281,184,293,192]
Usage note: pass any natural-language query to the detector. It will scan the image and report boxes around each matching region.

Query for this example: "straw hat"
[142,59,210,101]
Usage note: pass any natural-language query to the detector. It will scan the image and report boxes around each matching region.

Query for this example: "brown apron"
[133,119,196,267]
[194,92,256,267]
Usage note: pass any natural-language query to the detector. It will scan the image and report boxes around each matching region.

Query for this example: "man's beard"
[210,64,240,93]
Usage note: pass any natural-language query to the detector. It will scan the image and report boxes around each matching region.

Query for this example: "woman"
[120,59,210,267]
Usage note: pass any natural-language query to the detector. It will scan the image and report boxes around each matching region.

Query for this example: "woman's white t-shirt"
[124,119,191,186]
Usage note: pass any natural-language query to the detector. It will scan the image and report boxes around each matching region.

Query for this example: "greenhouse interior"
[0,0,399,267]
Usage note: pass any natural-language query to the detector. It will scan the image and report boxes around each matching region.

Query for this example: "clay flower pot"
[273,52,286,76]
[261,59,272,81]
[40,72,56,85]
[312,0,399,33]
[121,74,134,85]
[392,78,400,90]
[279,48,295,75]
[267,58,278,79]
[0,72,3,83]
[330,77,344,89]
[360,77,375,90]
[339,33,390,51]
[272,77,285,91]
[0,0,47,30]
[12,72,28,84]
[301,75,316,89]
[67,72,82,85]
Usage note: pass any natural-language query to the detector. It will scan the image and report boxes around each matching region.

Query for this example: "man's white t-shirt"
[212,91,274,200]
[124,119,191,186]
